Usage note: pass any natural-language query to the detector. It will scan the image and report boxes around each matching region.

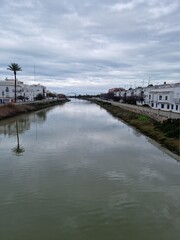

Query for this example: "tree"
[7,63,22,103]
[35,93,45,100]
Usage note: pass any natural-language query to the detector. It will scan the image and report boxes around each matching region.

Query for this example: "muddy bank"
[0,100,69,121]
[91,99,180,156]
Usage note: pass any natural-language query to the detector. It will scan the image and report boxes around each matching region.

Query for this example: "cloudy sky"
[0,0,179,94]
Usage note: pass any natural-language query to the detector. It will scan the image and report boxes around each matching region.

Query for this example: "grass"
[137,114,150,121]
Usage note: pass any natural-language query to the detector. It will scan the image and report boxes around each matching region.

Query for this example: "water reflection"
[0,109,48,137]
[0,108,52,157]
[0,115,30,136]
[0,100,180,240]
[11,121,25,156]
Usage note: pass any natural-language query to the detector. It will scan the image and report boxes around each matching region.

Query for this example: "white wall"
[0,80,22,102]
[0,79,46,103]
[137,83,180,113]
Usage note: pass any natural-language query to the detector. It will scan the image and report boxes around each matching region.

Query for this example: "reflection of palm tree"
[12,121,25,155]
[36,110,47,121]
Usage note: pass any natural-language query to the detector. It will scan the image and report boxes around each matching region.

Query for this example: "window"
[167,104,169,109]
[165,96,168,100]
[161,104,164,109]
[5,87,9,92]
[176,105,178,111]
[171,105,174,110]
[149,95,151,99]
[159,95,162,100]
[151,103,154,107]
[156,104,158,108]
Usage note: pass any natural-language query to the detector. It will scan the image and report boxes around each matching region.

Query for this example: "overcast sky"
[0,0,179,94]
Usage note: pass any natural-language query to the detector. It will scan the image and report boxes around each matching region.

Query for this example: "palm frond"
[7,63,22,71]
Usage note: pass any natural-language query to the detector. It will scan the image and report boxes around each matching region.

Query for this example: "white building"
[19,83,46,101]
[136,83,180,113]
[33,84,46,99]
[108,82,180,113]
[0,78,46,103]
[0,78,22,103]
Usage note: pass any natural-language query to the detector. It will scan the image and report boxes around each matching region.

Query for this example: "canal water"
[0,99,180,240]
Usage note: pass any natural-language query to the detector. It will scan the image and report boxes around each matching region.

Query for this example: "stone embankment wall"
[93,98,180,121]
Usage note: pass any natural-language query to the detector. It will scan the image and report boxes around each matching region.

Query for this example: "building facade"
[0,78,46,103]
[136,83,180,113]
[108,82,180,113]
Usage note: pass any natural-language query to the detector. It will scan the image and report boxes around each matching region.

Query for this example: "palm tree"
[7,63,22,103]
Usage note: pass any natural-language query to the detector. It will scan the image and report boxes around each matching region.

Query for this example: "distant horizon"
[1,76,179,95]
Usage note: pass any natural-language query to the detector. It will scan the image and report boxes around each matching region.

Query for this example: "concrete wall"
[94,98,180,121]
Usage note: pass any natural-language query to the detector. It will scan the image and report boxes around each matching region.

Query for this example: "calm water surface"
[0,99,180,240]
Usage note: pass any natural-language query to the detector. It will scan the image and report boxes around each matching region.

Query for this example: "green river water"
[0,99,179,240]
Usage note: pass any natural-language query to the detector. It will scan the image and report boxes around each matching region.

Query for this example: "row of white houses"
[113,82,180,113]
[0,78,46,103]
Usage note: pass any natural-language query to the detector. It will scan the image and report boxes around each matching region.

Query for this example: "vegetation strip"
[91,99,180,156]
[0,100,69,121]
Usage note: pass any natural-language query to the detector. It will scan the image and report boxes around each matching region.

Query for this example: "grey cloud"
[0,0,179,94]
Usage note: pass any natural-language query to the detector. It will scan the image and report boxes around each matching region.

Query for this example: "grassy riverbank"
[92,100,180,156]
[0,99,69,121]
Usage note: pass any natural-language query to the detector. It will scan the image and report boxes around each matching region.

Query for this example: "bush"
[34,93,45,100]
[154,119,180,139]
